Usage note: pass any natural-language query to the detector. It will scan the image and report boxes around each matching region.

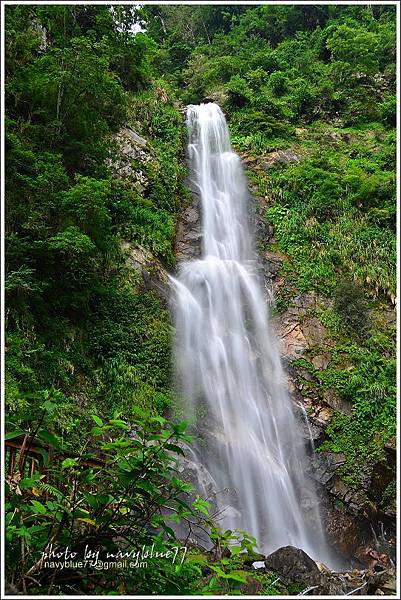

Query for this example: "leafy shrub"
[225,75,252,108]
[380,95,396,126]
[5,410,265,595]
[5,410,198,594]
[268,70,288,95]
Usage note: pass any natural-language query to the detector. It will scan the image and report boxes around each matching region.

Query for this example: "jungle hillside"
[4,4,397,597]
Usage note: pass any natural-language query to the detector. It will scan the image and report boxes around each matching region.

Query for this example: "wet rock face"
[308,452,346,486]
[174,114,203,263]
[175,176,202,261]
[324,507,362,559]
[304,453,378,558]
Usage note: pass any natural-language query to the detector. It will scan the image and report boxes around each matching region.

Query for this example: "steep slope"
[4,4,397,595]
[5,5,186,447]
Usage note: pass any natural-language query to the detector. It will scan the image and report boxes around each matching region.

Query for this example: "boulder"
[262,547,394,595]
[302,316,331,347]
[328,131,352,143]
[201,89,227,107]
[322,388,352,415]
[311,353,331,370]
[263,149,300,169]
[176,174,203,261]
[264,545,321,586]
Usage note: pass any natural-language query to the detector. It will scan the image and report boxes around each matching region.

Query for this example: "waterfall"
[298,402,316,451]
[171,103,332,564]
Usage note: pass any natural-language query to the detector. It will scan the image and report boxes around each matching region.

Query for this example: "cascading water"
[171,103,333,564]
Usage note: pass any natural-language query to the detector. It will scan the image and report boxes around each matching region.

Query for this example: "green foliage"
[6,13,127,170]
[264,132,396,302]
[61,176,112,246]
[381,481,396,510]
[380,94,396,126]
[268,70,288,95]
[89,290,173,418]
[314,338,396,493]
[5,413,195,594]
[226,75,252,108]
[5,6,185,453]
[5,411,275,595]
[333,279,369,340]
[145,4,395,133]
[5,4,397,594]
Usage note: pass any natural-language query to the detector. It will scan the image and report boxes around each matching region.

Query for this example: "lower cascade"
[171,103,333,565]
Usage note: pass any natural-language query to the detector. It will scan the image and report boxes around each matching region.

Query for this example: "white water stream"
[171,103,333,564]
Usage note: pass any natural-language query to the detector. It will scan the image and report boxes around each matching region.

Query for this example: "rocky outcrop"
[263,545,396,596]
[308,452,346,486]
[122,242,170,305]
[201,89,228,106]
[262,149,300,168]
[107,126,172,303]
[242,148,301,172]
[271,294,352,421]
[271,293,334,356]
[107,126,154,194]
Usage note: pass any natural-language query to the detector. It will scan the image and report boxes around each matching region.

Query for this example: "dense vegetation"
[5,5,183,440]
[5,4,396,596]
